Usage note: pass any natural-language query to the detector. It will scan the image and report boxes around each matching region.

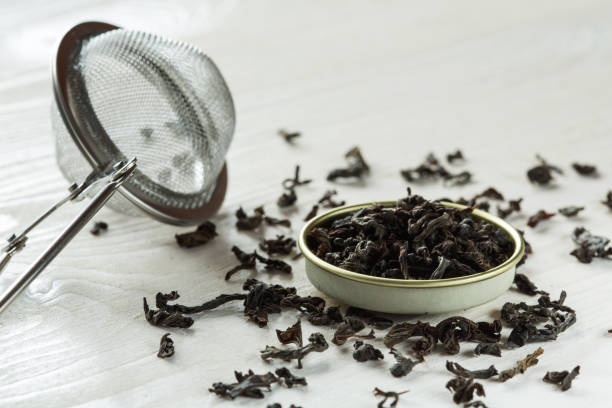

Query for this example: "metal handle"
[0,158,136,315]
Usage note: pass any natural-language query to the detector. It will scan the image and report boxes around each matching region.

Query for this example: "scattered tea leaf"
[157,333,174,358]
[446,376,485,404]
[353,340,384,362]
[276,319,303,347]
[447,149,465,164]
[209,369,278,399]
[445,361,498,379]
[261,332,328,368]
[389,348,420,377]
[543,365,580,391]
[572,163,597,176]
[143,297,194,328]
[498,347,544,382]
[327,146,370,181]
[570,227,612,263]
[175,221,217,248]
[278,129,301,143]
[513,273,549,296]
[318,190,345,208]
[602,191,612,210]
[474,343,501,357]
[497,198,523,219]
[303,205,319,221]
[373,387,409,408]
[260,235,296,256]
[90,221,108,236]
[275,367,307,388]
[527,155,562,185]
[558,206,584,217]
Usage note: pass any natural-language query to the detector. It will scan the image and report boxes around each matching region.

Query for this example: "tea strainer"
[0,21,235,314]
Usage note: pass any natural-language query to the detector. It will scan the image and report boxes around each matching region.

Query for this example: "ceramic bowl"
[298,201,524,314]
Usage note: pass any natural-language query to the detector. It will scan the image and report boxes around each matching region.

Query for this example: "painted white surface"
[0,1,611,406]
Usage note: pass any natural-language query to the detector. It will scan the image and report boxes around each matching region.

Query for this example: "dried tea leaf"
[278,129,301,143]
[143,297,194,328]
[275,367,307,388]
[474,343,501,357]
[276,319,303,347]
[373,387,409,408]
[90,221,108,236]
[236,206,265,230]
[318,190,345,208]
[327,146,370,181]
[209,369,278,399]
[447,149,465,164]
[602,191,612,210]
[175,221,217,248]
[497,198,523,219]
[498,347,544,382]
[389,348,420,377]
[157,333,174,358]
[446,377,485,404]
[558,206,584,217]
[260,235,296,256]
[570,227,612,263]
[261,332,328,368]
[352,340,384,362]
[527,155,562,185]
[543,365,580,391]
[526,210,555,228]
[513,273,549,296]
[303,205,319,221]
[445,361,498,379]
[572,162,597,176]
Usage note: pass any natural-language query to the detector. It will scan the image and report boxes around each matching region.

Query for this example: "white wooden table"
[1,1,611,406]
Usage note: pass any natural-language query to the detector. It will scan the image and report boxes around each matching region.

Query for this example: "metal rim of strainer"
[52,21,229,225]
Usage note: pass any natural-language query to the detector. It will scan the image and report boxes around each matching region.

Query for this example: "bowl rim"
[297,200,524,288]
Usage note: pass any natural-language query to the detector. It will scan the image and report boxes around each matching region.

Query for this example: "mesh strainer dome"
[53,21,234,224]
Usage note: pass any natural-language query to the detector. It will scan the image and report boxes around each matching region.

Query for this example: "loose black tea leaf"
[143,297,194,328]
[558,206,585,217]
[389,348,420,377]
[276,320,303,347]
[527,155,562,185]
[264,216,292,228]
[445,361,498,379]
[498,347,544,382]
[572,162,597,176]
[474,343,501,357]
[497,198,523,219]
[90,221,108,236]
[280,294,326,315]
[255,253,293,274]
[278,129,301,143]
[543,365,580,391]
[236,206,265,230]
[261,332,328,368]
[436,317,502,355]
[260,235,296,256]
[277,188,297,208]
[275,367,307,388]
[327,146,370,181]
[303,205,319,221]
[513,273,549,296]
[602,191,612,210]
[278,166,312,208]
[444,171,473,186]
[502,291,576,347]
[175,221,217,248]
[225,246,257,280]
[157,333,175,358]
[307,189,514,280]
[447,149,464,164]
[209,369,278,399]
[401,153,471,185]
[527,210,556,228]
[318,190,345,208]
[476,187,504,201]
[570,227,612,263]
[154,291,247,318]
[307,305,344,326]
[332,317,372,345]
[373,388,409,408]
[243,279,297,327]
[352,340,384,362]
[446,377,485,404]
[384,321,438,359]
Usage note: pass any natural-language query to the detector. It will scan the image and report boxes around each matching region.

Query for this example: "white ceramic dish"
[298,201,525,314]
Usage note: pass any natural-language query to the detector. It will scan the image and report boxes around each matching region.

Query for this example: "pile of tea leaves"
[306,189,514,280]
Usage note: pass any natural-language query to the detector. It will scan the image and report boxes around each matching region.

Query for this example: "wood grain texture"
[1,1,611,406]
